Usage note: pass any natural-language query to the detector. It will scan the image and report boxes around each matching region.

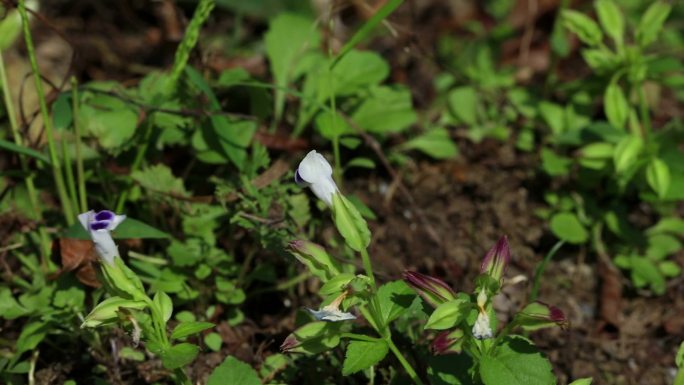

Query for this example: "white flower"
[295,150,339,207]
[78,210,126,265]
[472,311,493,339]
[306,290,356,322]
[307,306,357,322]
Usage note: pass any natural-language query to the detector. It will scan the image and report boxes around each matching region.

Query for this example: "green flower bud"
[82,296,147,328]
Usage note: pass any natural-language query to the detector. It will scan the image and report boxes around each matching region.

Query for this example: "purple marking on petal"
[89,221,111,231]
[95,210,115,221]
[294,169,306,186]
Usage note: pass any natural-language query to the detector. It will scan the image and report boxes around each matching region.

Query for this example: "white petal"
[472,312,493,339]
[297,150,333,184]
[109,214,127,230]
[309,176,338,206]
[78,210,95,231]
[307,307,356,322]
[90,229,118,264]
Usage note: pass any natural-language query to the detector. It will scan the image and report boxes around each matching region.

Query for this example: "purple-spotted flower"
[403,271,457,308]
[307,291,356,322]
[480,235,511,282]
[295,150,339,207]
[78,210,126,264]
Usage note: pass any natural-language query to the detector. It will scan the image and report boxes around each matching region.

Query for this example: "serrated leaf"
[480,336,555,385]
[645,158,671,199]
[332,194,371,252]
[161,343,199,369]
[562,9,603,46]
[342,340,389,376]
[636,1,671,47]
[604,82,629,130]
[207,356,261,385]
[375,280,417,327]
[171,321,215,339]
[550,212,588,244]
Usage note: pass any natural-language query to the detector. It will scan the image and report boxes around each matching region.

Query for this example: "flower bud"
[288,240,341,281]
[403,271,456,308]
[515,301,568,331]
[280,321,341,354]
[81,296,147,328]
[295,150,339,207]
[480,236,511,281]
[100,256,147,300]
[431,329,465,355]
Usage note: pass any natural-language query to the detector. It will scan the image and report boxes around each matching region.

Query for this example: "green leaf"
[645,158,671,199]
[425,297,470,330]
[595,0,624,46]
[636,1,671,47]
[204,332,222,351]
[561,9,603,46]
[550,212,588,244]
[352,86,416,134]
[346,157,376,170]
[630,256,665,294]
[448,86,479,125]
[171,321,215,339]
[328,50,390,97]
[375,280,417,327]
[400,128,459,159]
[332,194,371,252]
[0,5,22,50]
[613,135,643,173]
[541,148,571,177]
[282,321,342,354]
[265,13,320,122]
[581,48,619,73]
[646,234,681,261]
[342,340,389,376]
[427,354,475,385]
[658,261,681,278]
[647,217,684,236]
[0,139,50,165]
[538,101,565,135]
[161,343,199,369]
[15,321,49,355]
[132,163,188,197]
[153,291,173,323]
[63,217,170,239]
[207,356,261,385]
[80,94,139,150]
[604,82,629,130]
[480,336,555,385]
[314,110,353,140]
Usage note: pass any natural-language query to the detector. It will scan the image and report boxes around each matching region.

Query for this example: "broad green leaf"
[0,3,23,50]
[581,48,618,73]
[645,158,671,199]
[538,101,565,135]
[63,217,170,239]
[332,194,371,252]
[647,218,684,236]
[630,256,665,294]
[171,321,215,339]
[480,336,555,385]
[352,86,416,134]
[595,0,624,46]
[613,135,643,173]
[204,332,222,351]
[448,86,479,126]
[346,157,376,170]
[636,1,671,47]
[550,212,588,244]
[579,142,613,159]
[319,273,356,296]
[400,128,459,159]
[342,340,389,376]
[646,234,681,261]
[604,82,629,130]
[80,94,139,150]
[659,261,681,278]
[562,9,603,46]
[541,148,571,177]
[425,297,470,330]
[265,13,319,123]
[375,280,417,327]
[329,50,390,97]
[132,163,188,197]
[314,110,352,140]
[161,343,199,369]
[15,321,49,355]
[207,356,261,385]
[153,291,173,323]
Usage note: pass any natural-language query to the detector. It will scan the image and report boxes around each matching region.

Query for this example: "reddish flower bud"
[403,271,456,309]
[516,301,569,331]
[431,329,464,355]
[480,236,511,281]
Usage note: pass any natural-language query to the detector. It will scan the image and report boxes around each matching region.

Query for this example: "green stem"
[530,240,565,302]
[0,47,51,264]
[18,0,74,225]
[386,337,424,385]
[359,248,376,288]
[115,117,155,212]
[62,140,79,214]
[637,83,652,140]
[71,77,87,212]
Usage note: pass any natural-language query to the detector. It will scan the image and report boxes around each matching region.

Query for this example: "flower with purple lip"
[295,150,339,207]
[480,235,511,282]
[78,210,126,264]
